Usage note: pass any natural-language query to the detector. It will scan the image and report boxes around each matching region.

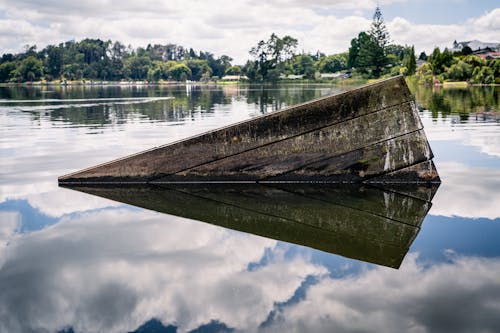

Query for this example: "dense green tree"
[109,41,127,80]
[0,61,16,82]
[207,54,232,78]
[0,38,232,82]
[21,45,38,60]
[249,33,298,81]
[445,60,473,81]
[347,34,361,68]
[355,33,377,74]
[242,60,260,81]
[189,48,197,59]
[18,56,43,81]
[1,53,14,63]
[225,65,242,75]
[386,44,406,61]
[462,55,486,68]
[348,7,390,77]
[472,66,495,84]
[461,45,473,55]
[348,32,375,74]
[402,46,416,75]
[124,56,151,80]
[429,47,453,75]
[62,63,83,80]
[317,53,347,73]
[44,45,63,79]
[290,54,315,78]
[78,39,110,65]
[167,63,191,81]
[488,58,500,82]
[418,51,428,61]
[147,63,162,82]
[185,59,212,81]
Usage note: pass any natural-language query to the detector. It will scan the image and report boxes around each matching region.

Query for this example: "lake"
[1,82,499,333]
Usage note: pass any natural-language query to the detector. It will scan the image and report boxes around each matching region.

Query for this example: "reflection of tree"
[0,85,232,125]
[246,84,322,114]
[2,84,360,126]
[407,79,499,121]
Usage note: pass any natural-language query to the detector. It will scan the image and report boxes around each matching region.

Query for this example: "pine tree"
[368,6,390,77]
[402,46,417,75]
[352,7,390,78]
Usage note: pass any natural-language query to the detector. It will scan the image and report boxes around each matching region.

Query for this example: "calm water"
[1,82,499,333]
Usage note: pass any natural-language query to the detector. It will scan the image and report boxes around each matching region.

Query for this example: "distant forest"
[0,34,411,83]
[0,40,237,82]
[1,7,498,84]
[0,7,417,83]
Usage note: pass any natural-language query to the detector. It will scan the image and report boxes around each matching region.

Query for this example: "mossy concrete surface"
[59,75,440,184]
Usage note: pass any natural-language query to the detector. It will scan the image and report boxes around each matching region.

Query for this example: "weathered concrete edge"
[154,101,422,181]
[58,76,409,181]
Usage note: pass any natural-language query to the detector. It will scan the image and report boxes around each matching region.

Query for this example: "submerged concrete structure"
[59,76,440,184]
[62,184,439,268]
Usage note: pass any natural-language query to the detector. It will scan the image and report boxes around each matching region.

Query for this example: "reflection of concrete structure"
[62,183,439,268]
[59,76,440,184]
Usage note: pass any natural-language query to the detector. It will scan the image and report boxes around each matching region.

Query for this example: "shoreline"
[0,78,366,87]
[1,77,499,88]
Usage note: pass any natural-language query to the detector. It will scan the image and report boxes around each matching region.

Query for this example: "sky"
[0,0,499,64]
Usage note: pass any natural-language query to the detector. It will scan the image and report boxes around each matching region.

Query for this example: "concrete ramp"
[58,76,440,184]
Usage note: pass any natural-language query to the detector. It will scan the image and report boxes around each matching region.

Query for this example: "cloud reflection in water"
[0,200,499,332]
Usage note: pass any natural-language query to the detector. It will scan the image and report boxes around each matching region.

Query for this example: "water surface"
[1,83,499,332]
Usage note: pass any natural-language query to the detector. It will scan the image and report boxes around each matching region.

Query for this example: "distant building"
[451,40,500,53]
[221,75,248,81]
[476,52,500,60]
[280,74,304,79]
[319,73,349,79]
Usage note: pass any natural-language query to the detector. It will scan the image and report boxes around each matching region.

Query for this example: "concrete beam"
[59,76,439,184]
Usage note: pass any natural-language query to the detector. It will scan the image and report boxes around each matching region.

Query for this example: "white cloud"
[420,110,500,158]
[266,0,408,11]
[429,161,500,219]
[25,188,122,217]
[1,207,499,332]
[0,1,498,63]
[388,11,500,54]
[0,208,325,332]
[263,254,500,333]
[471,7,500,30]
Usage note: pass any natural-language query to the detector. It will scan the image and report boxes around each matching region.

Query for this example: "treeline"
[2,7,498,84]
[242,33,349,81]
[243,7,417,82]
[0,36,353,83]
[0,7,424,84]
[417,47,500,84]
[0,39,235,82]
[0,7,411,84]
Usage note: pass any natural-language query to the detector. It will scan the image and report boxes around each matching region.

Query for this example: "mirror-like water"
[1,83,499,333]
